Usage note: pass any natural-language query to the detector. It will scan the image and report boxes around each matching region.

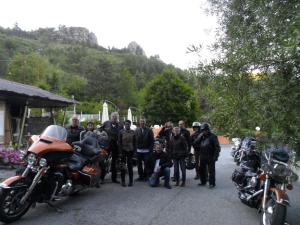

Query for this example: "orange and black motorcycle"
[0,125,107,223]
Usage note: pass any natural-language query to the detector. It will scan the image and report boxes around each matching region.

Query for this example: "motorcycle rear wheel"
[0,185,32,223]
[260,198,286,225]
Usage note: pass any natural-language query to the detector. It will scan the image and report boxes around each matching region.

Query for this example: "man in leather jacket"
[100,112,123,183]
[118,120,136,187]
[193,123,221,188]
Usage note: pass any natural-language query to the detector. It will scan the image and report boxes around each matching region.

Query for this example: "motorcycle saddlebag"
[231,168,246,186]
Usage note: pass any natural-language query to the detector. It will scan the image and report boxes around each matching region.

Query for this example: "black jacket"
[101,121,123,143]
[170,135,188,159]
[66,125,85,144]
[135,127,154,151]
[193,132,221,161]
[157,127,173,152]
[146,151,173,176]
[180,128,191,152]
[191,130,202,151]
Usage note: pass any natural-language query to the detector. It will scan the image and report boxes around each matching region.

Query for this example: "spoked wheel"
[0,186,32,223]
[260,197,286,225]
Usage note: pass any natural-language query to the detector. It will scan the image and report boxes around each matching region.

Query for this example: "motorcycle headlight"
[39,158,47,167]
[19,150,26,160]
[27,153,36,165]
[272,163,290,182]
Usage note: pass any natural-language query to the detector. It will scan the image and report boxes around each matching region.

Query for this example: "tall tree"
[198,0,300,146]
[142,70,199,125]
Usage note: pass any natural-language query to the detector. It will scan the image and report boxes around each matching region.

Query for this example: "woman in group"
[170,127,188,187]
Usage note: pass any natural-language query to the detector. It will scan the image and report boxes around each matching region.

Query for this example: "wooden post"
[17,101,28,149]
[62,108,66,127]
[50,108,56,125]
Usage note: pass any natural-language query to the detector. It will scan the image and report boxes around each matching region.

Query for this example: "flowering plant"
[0,145,22,167]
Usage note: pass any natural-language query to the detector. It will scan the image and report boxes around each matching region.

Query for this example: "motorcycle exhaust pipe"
[246,189,263,201]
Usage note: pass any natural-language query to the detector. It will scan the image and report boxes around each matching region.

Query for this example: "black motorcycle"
[232,144,298,225]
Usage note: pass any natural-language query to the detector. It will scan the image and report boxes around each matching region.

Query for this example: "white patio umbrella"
[101,102,109,123]
[127,108,133,122]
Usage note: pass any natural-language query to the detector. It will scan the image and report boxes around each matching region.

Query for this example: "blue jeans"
[149,167,171,187]
[173,158,186,182]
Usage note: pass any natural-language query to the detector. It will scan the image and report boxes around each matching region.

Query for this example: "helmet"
[192,122,201,128]
[185,153,195,170]
[200,123,210,131]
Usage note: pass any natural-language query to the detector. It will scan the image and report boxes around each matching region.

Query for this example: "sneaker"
[121,182,126,187]
[175,181,179,186]
[194,175,200,180]
[112,179,120,184]
[198,183,206,186]
[180,182,185,187]
[209,184,215,189]
[128,182,133,187]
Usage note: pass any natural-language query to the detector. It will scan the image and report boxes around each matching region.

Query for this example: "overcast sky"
[0,0,218,69]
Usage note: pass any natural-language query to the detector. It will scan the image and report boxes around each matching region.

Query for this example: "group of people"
[65,112,221,189]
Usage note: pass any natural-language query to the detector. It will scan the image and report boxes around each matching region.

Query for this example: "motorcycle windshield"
[40,125,68,142]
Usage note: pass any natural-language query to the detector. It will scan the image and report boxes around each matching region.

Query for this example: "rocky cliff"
[0,25,98,47]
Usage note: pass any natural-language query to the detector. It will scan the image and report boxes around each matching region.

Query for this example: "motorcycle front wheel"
[0,185,32,223]
[260,198,286,225]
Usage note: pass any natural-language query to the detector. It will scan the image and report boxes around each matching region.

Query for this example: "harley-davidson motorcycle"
[0,125,107,223]
[233,137,256,165]
[232,144,298,225]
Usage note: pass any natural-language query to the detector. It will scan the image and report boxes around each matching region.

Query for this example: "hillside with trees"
[0,25,186,116]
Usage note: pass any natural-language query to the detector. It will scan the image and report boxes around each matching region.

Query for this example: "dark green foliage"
[142,70,199,125]
[195,0,300,153]
[76,101,102,114]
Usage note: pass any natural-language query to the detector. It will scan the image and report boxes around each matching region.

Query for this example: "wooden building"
[0,78,74,147]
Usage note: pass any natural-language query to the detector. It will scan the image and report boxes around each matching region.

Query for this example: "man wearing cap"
[66,115,84,145]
